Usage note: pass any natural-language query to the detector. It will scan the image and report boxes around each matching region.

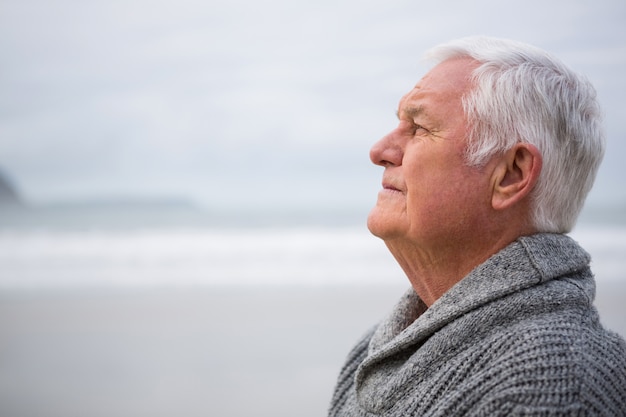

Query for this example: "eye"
[412,123,429,135]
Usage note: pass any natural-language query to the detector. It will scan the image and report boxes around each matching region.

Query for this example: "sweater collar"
[356,233,592,413]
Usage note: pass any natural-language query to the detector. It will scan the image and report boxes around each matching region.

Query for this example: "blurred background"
[1,0,625,416]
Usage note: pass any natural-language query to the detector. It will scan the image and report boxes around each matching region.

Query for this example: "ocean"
[0,207,624,417]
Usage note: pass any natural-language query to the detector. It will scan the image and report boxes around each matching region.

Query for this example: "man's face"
[367,58,494,250]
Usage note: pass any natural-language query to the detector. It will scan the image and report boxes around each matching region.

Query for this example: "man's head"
[368,37,604,249]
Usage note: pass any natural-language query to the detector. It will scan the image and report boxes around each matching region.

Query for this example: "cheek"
[405,167,487,223]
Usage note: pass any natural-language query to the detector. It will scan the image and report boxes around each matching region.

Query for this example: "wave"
[0,225,624,290]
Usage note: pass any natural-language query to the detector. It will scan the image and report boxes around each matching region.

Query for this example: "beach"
[0,285,405,417]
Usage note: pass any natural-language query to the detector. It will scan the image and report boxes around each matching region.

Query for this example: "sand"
[0,282,624,417]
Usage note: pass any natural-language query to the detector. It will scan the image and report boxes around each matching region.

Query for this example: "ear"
[491,143,542,211]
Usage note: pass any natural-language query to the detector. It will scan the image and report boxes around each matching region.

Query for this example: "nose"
[369,128,403,167]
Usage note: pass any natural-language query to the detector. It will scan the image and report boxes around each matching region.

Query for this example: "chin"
[366,215,381,237]
[367,207,398,239]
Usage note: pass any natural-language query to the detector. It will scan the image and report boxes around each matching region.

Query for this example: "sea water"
[0,227,401,290]
[1,221,625,290]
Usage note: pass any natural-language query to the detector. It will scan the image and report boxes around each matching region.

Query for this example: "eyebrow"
[396,105,425,120]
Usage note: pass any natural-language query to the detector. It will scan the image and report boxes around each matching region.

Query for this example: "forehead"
[398,58,478,116]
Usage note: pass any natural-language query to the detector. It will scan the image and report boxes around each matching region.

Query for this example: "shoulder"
[462,309,626,415]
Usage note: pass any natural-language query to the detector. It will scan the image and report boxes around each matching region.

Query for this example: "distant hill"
[0,169,22,206]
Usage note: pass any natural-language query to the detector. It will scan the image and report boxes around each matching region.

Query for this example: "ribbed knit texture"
[329,233,626,416]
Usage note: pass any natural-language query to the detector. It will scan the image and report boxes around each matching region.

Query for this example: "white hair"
[426,36,605,233]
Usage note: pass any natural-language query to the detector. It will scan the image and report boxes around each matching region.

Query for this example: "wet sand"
[0,282,624,417]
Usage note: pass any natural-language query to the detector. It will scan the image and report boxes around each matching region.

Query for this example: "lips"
[382,181,403,193]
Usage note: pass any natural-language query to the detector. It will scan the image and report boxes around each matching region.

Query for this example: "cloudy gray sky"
[1,0,625,213]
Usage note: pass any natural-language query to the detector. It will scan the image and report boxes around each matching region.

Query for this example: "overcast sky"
[1,0,624,213]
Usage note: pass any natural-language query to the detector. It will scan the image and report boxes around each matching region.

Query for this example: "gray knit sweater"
[329,233,626,416]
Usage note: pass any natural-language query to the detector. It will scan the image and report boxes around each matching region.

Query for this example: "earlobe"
[491,144,542,211]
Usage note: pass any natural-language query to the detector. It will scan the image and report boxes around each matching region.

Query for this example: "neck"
[385,223,535,306]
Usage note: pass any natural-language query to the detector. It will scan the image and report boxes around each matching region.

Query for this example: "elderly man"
[329,37,626,416]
